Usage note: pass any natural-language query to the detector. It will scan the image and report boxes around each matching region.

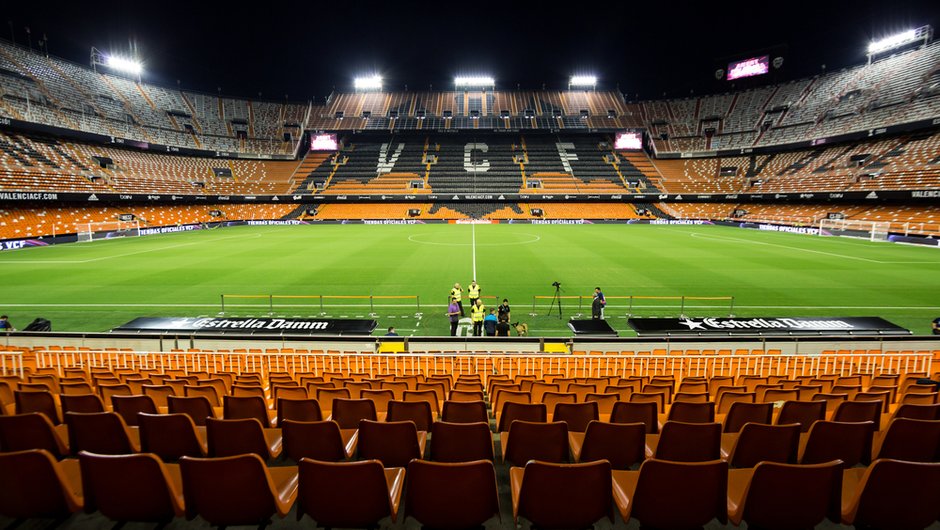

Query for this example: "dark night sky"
[4,1,939,103]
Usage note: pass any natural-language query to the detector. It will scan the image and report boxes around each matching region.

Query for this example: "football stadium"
[1,2,940,528]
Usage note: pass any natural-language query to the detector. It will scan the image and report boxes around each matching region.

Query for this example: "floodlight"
[105,55,142,75]
[868,29,918,54]
[569,75,597,87]
[454,76,495,87]
[354,75,383,90]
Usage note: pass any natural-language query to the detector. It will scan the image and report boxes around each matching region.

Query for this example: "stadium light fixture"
[454,76,495,88]
[105,55,143,75]
[354,75,383,91]
[569,75,597,89]
[868,30,917,54]
[90,47,142,81]
[866,25,932,62]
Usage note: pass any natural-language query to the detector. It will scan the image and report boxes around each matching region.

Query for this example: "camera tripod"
[546,282,563,319]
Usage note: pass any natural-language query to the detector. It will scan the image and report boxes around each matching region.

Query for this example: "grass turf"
[0,223,938,336]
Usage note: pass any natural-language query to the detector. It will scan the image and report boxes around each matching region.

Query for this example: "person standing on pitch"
[483,309,498,336]
[470,298,486,336]
[450,283,464,316]
[497,299,511,322]
[468,280,481,308]
[592,287,606,319]
[447,297,461,336]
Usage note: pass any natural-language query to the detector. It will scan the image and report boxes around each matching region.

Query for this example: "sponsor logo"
[217,196,230,201]
[611,195,622,199]
[678,317,854,330]
[757,224,820,235]
[190,318,330,331]
[865,192,879,199]
[246,220,305,226]
[363,220,423,225]
[88,194,99,201]
[0,117,11,126]
[697,195,709,199]
[292,195,303,200]
[829,193,843,198]
[272,196,280,201]
[119,195,133,200]
[799,194,815,199]
[658,194,668,200]
[0,192,58,201]
[650,220,708,225]
[498,195,505,200]
[139,225,201,236]
[911,191,940,198]
[674,194,683,200]
[725,194,738,199]
[464,195,494,200]
[2,240,27,250]
[452,195,460,200]
[774,194,786,199]
[531,219,592,225]
[404,195,417,199]
[244,196,257,200]
[171,195,182,200]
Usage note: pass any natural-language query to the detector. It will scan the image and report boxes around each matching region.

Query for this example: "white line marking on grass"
[688,232,930,264]
[471,223,477,280]
[0,233,262,264]
[407,233,540,247]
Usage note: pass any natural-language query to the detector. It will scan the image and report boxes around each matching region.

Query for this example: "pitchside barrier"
[28,349,933,382]
[530,295,735,317]
[219,294,421,316]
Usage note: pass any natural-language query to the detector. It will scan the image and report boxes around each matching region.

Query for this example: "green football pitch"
[1,223,939,336]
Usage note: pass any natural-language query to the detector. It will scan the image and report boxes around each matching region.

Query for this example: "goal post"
[76,220,141,242]
[818,219,891,242]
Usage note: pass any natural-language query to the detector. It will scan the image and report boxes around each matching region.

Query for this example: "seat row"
[3,403,939,471]
[3,448,940,529]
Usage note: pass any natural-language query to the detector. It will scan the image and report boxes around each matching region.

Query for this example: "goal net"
[76,220,141,243]
[818,218,891,242]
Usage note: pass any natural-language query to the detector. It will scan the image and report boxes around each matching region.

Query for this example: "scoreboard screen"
[614,131,643,150]
[727,55,769,80]
[310,133,339,151]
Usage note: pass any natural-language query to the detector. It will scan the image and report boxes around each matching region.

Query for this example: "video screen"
[310,133,339,151]
[727,55,769,80]
[614,131,643,150]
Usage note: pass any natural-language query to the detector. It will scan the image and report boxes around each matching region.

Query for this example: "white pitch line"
[0,233,262,264]
[689,232,890,264]
[471,223,477,281]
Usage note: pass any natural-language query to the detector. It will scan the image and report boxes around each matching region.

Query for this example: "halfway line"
[471,222,477,281]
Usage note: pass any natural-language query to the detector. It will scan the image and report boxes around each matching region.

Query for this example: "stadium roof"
[3,0,937,101]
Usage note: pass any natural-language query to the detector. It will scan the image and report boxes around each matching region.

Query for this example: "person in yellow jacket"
[450,283,464,316]
[469,298,486,336]
[468,280,481,307]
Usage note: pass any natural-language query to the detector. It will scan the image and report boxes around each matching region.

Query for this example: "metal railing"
[30,350,933,384]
